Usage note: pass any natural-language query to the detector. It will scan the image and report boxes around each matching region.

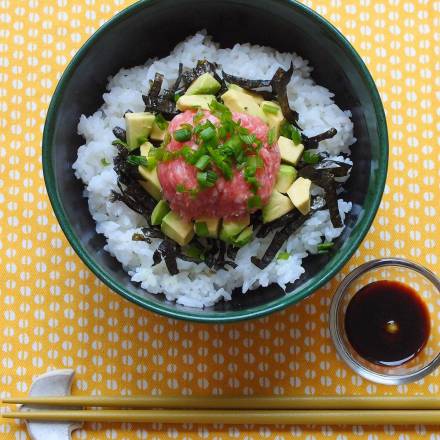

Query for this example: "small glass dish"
[329,258,440,384]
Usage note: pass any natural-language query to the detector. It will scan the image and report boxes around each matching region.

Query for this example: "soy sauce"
[344,280,430,366]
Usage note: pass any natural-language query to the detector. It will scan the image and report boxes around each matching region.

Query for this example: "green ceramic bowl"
[43,0,388,323]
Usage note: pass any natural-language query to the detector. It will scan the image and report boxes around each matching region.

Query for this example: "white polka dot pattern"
[0,0,439,439]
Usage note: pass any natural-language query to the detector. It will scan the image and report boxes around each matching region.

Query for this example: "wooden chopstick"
[3,409,440,425]
[4,396,440,410]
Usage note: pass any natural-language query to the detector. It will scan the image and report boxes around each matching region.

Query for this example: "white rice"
[73,32,356,308]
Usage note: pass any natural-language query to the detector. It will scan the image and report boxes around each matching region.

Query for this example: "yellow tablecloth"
[1,0,439,438]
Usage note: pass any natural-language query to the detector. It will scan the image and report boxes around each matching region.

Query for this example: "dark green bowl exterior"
[43,0,388,323]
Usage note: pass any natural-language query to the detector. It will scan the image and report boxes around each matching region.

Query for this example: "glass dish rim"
[329,257,440,385]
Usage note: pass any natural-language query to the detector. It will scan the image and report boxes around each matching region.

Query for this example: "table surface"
[0,0,439,438]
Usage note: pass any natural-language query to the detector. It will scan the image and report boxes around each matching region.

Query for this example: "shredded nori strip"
[111,145,156,219]
[251,197,327,269]
[226,245,239,260]
[256,209,303,238]
[112,126,126,142]
[156,239,179,275]
[302,127,337,149]
[251,215,311,270]
[270,62,300,129]
[299,165,347,228]
[221,71,272,89]
[132,233,151,244]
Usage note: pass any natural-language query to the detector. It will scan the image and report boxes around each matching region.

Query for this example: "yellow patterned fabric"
[0,0,439,438]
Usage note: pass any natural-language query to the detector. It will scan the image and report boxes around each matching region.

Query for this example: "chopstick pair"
[3,396,440,425]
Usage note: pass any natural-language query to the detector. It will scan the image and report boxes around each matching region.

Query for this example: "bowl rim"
[42,0,389,323]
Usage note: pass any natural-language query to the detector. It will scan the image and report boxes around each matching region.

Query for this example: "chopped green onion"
[137,136,149,146]
[174,92,182,102]
[112,139,128,149]
[247,195,262,209]
[317,242,334,253]
[195,155,210,170]
[155,113,168,130]
[176,184,186,193]
[197,170,218,188]
[173,128,192,142]
[200,126,216,141]
[180,146,195,164]
[277,251,290,260]
[267,127,277,145]
[127,155,149,167]
[240,133,256,145]
[207,146,233,180]
[209,100,232,118]
[194,222,209,237]
[291,127,302,145]
[303,150,321,164]
[101,158,110,166]
[193,110,204,124]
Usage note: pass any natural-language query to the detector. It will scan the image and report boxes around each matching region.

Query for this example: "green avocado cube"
[233,225,253,247]
[219,215,250,243]
[161,211,194,246]
[262,190,294,223]
[125,112,155,150]
[221,89,267,123]
[186,73,221,95]
[286,177,312,215]
[176,94,216,111]
[278,136,304,165]
[261,100,285,139]
[275,164,297,193]
[151,200,170,226]
[138,142,162,200]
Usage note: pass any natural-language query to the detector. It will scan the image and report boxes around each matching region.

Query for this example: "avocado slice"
[278,136,304,166]
[275,164,297,193]
[125,112,155,151]
[161,211,194,246]
[233,225,253,247]
[138,142,162,200]
[176,94,216,111]
[219,214,250,242]
[286,177,312,215]
[186,73,221,95]
[260,101,285,139]
[221,89,268,123]
[150,120,168,141]
[227,84,264,105]
[194,217,220,238]
[262,190,294,223]
[151,200,170,226]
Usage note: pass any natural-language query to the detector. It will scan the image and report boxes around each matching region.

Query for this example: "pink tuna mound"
[157,109,280,220]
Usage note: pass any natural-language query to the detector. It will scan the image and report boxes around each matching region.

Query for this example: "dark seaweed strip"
[298,166,343,228]
[251,214,311,270]
[302,127,337,149]
[142,94,180,119]
[149,72,164,98]
[157,240,179,275]
[270,63,300,129]
[141,227,164,239]
[132,233,151,244]
[170,63,183,94]
[152,249,162,266]
[218,240,226,263]
[111,145,156,219]
[124,109,133,116]
[181,60,219,90]
[221,71,272,89]
[226,245,239,260]
[323,178,343,228]
[112,126,126,142]
[256,209,303,238]
[316,160,352,177]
